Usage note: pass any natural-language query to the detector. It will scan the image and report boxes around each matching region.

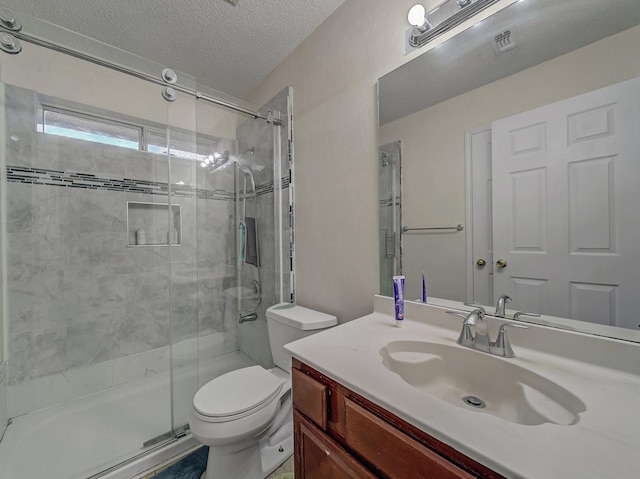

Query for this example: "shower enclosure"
[0,7,294,479]
[378,141,402,297]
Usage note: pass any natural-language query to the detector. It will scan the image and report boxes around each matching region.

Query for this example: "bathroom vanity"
[292,360,501,478]
[286,296,640,478]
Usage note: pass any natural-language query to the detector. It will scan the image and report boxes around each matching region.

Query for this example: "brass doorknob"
[476,259,486,267]
[496,259,508,269]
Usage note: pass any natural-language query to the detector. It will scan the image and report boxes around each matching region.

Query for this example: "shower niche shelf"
[127,201,182,247]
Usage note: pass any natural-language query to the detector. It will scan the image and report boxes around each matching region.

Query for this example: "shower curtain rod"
[6,28,282,126]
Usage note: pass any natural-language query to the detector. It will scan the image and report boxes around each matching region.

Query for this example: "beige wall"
[248,0,640,319]
[0,41,238,139]
[379,24,640,302]
[244,0,518,321]
[247,0,398,322]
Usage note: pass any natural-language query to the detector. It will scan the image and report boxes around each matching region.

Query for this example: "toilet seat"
[193,366,284,423]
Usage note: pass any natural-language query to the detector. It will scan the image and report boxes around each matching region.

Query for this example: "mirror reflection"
[377,0,640,337]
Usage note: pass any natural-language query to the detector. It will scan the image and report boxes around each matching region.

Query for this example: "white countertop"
[284,296,640,479]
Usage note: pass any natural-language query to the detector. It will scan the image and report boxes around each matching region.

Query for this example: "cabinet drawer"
[292,367,328,430]
[344,398,474,479]
[295,411,377,479]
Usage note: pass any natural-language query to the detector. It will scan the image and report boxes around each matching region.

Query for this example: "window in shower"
[36,101,220,165]
[146,129,218,163]
[38,106,143,149]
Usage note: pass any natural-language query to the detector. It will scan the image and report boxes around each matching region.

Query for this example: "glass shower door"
[164,79,201,437]
[0,11,197,478]
[378,141,402,296]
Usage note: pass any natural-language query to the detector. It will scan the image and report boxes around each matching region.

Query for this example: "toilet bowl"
[189,303,337,479]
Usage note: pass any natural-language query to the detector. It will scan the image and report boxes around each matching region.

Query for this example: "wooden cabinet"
[295,411,378,479]
[292,359,505,479]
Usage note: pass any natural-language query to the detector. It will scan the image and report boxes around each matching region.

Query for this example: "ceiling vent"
[489,26,517,54]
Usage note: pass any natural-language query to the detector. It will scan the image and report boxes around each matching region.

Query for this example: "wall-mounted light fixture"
[407,0,501,50]
[200,149,229,169]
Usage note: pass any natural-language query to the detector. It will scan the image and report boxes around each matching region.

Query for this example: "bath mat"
[154,446,208,479]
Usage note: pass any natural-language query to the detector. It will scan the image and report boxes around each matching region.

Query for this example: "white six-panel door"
[491,77,640,328]
[467,128,493,307]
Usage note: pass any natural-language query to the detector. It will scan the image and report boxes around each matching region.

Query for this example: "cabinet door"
[292,368,328,430]
[294,411,377,479]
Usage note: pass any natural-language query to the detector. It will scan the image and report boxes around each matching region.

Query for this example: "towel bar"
[402,224,464,233]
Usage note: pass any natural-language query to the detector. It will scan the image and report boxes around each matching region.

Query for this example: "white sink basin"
[380,340,586,426]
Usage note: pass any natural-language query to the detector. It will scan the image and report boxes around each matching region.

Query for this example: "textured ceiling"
[1,0,346,98]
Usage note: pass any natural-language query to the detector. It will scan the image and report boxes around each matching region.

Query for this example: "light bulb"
[200,161,207,168]
[213,151,222,160]
[407,4,426,27]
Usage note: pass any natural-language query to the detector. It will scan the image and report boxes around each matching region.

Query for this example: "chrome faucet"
[495,294,512,318]
[447,308,490,351]
[464,294,512,318]
[447,308,529,358]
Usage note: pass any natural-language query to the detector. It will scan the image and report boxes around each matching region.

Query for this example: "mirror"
[377,0,640,340]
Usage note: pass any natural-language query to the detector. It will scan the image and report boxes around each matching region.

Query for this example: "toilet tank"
[266,303,337,372]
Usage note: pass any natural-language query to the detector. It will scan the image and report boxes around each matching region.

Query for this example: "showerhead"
[239,163,257,196]
[205,146,265,178]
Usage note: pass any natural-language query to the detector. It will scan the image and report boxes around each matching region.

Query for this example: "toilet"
[189,303,337,479]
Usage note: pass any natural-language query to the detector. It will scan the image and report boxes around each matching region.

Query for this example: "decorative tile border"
[255,175,290,196]
[6,165,288,200]
[379,196,401,207]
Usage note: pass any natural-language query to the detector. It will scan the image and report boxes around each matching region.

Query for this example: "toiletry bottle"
[393,275,405,327]
[136,228,146,245]
[421,272,428,303]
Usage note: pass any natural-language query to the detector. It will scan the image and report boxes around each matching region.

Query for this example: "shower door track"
[84,426,191,479]
[0,25,282,126]
[86,437,178,479]
[142,425,189,449]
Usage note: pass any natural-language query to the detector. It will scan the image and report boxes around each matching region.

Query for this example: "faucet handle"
[463,302,486,314]
[463,308,485,325]
[447,311,474,346]
[498,323,529,333]
[492,323,529,358]
[513,311,541,321]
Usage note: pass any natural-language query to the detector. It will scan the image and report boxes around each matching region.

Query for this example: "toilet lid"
[193,366,284,419]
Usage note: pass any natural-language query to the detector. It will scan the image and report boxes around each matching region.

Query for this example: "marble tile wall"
[4,85,239,413]
[0,79,6,439]
[0,363,6,441]
[3,82,290,416]
[235,87,293,368]
[7,329,238,418]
